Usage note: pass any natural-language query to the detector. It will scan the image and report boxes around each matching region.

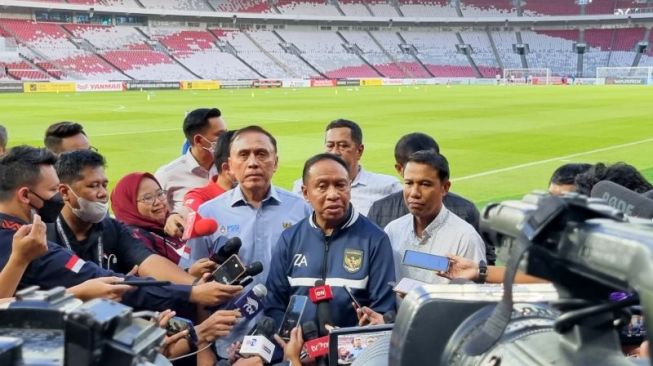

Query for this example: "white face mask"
[68,187,108,224]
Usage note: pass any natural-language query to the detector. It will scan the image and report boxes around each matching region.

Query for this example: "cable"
[168,343,213,361]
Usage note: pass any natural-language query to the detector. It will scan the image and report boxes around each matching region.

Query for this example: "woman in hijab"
[111,172,213,277]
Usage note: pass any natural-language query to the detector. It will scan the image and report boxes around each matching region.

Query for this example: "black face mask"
[29,191,65,223]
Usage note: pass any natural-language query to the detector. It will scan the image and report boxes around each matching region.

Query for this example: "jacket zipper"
[321,235,331,281]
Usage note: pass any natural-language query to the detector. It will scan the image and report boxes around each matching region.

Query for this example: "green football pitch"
[2,84,652,208]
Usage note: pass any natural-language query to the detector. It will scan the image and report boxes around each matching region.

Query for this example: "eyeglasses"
[137,190,167,205]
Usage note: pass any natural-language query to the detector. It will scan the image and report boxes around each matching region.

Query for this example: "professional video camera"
[390,192,653,366]
[0,286,169,366]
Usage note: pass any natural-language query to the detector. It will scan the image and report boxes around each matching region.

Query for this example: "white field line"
[453,137,653,182]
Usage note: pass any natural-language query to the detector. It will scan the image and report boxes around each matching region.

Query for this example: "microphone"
[301,321,329,362]
[590,180,653,219]
[231,284,267,320]
[181,211,218,241]
[309,280,333,337]
[239,313,276,363]
[233,261,264,287]
[210,237,242,264]
[247,315,276,337]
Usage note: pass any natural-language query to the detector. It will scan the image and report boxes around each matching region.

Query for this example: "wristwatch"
[476,260,488,284]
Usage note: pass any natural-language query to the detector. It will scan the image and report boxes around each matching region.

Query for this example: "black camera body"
[389,193,653,366]
[0,286,167,366]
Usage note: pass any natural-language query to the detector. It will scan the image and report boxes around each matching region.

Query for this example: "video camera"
[389,192,653,366]
[0,286,169,366]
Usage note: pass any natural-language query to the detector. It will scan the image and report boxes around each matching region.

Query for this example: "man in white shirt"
[385,150,485,284]
[292,119,400,215]
[155,108,227,212]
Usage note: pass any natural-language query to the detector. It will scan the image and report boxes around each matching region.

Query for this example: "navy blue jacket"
[263,207,396,330]
[0,213,191,311]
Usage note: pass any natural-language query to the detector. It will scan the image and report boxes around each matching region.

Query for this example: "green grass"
[2,85,653,207]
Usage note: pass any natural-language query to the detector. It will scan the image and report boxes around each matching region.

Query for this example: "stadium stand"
[0,1,650,80]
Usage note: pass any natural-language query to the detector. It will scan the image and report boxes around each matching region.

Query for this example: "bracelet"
[475,260,488,284]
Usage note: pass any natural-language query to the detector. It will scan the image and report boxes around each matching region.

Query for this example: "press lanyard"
[56,216,106,269]
[149,231,185,257]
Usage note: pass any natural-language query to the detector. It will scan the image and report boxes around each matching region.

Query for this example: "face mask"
[198,135,216,154]
[68,187,108,224]
[29,191,65,223]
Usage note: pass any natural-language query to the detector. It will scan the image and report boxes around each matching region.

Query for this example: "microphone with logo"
[590,180,653,219]
[309,280,332,366]
[238,297,275,363]
[309,280,333,336]
[301,321,329,364]
[181,211,218,241]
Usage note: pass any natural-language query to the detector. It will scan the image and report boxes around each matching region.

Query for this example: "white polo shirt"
[154,150,217,212]
[385,205,486,284]
[292,165,401,216]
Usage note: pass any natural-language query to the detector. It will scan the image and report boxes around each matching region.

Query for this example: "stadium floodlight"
[596,66,653,85]
[503,68,551,85]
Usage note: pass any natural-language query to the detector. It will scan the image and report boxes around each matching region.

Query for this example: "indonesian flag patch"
[65,255,86,273]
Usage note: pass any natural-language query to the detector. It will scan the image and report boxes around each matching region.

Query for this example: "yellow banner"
[180,80,220,90]
[360,78,382,86]
[23,82,76,93]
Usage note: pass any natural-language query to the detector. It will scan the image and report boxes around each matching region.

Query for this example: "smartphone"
[278,295,308,341]
[166,316,198,345]
[343,285,361,310]
[211,254,246,285]
[392,277,429,295]
[113,280,171,286]
[402,250,450,272]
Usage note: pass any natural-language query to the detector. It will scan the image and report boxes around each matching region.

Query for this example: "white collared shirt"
[384,205,486,284]
[292,165,401,215]
[154,150,217,212]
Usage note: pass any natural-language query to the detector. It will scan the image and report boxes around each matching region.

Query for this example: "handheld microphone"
[239,314,276,363]
[590,180,653,219]
[210,237,242,264]
[231,284,267,320]
[310,280,333,337]
[181,211,218,241]
[247,316,276,337]
[234,261,264,287]
[301,321,329,361]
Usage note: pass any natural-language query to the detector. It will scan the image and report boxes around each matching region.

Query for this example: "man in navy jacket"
[264,153,396,330]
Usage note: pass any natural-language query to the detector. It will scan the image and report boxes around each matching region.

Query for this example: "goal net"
[503,68,551,85]
[596,67,653,85]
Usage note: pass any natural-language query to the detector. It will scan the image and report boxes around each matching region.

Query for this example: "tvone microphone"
[210,237,242,264]
[181,211,218,241]
[590,180,653,219]
[302,321,329,362]
[231,284,267,320]
[309,280,333,337]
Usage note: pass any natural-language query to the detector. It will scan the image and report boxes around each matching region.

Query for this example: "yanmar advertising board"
[76,81,126,92]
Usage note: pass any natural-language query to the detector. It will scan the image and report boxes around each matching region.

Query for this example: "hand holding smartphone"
[402,250,451,272]
[211,254,246,285]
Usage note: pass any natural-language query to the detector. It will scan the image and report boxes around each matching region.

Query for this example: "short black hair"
[302,153,349,184]
[0,125,7,149]
[394,133,440,166]
[55,149,106,184]
[549,163,592,185]
[214,130,235,173]
[326,119,363,146]
[230,125,277,153]
[406,150,450,182]
[575,162,653,196]
[44,121,86,153]
[183,108,222,144]
[0,146,57,201]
